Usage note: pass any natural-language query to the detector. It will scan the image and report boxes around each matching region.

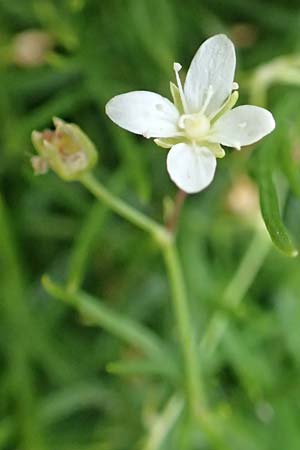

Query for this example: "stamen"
[200,85,214,114]
[173,62,188,113]
[210,90,239,123]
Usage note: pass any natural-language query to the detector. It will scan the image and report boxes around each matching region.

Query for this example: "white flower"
[106,34,275,194]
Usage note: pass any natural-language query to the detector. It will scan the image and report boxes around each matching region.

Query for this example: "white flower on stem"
[106,34,275,193]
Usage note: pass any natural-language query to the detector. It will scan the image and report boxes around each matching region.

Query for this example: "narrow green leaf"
[256,108,299,258]
[259,170,298,257]
[42,276,178,380]
[107,359,178,380]
[279,133,300,197]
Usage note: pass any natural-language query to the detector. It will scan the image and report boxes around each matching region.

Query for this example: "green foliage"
[1,1,300,449]
[257,93,300,256]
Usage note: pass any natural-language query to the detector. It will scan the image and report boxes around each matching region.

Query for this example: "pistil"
[178,112,211,141]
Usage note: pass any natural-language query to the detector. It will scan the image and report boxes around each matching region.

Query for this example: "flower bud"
[31,117,98,180]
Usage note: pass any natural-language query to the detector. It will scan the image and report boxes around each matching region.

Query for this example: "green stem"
[67,171,126,292]
[80,172,170,245]
[162,243,204,417]
[79,172,203,418]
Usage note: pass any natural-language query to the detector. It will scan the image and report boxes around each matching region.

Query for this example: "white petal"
[184,34,236,116]
[210,105,275,149]
[105,91,180,138]
[166,143,216,193]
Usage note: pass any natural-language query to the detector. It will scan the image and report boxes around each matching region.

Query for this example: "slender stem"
[162,242,204,417]
[80,172,170,245]
[47,170,232,447]
[67,172,126,292]
[77,171,228,445]
[166,189,187,233]
[78,172,203,418]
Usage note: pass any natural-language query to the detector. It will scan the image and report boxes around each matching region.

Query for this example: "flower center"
[178,113,211,140]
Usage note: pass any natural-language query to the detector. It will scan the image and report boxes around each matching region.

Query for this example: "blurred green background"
[1,0,300,449]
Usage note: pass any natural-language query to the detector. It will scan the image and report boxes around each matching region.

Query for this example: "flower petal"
[184,34,236,116]
[166,143,216,193]
[105,91,180,138]
[210,105,275,149]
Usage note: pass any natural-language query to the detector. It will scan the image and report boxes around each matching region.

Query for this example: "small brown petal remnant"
[12,29,54,67]
[226,175,260,220]
[230,23,258,49]
[31,156,49,175]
